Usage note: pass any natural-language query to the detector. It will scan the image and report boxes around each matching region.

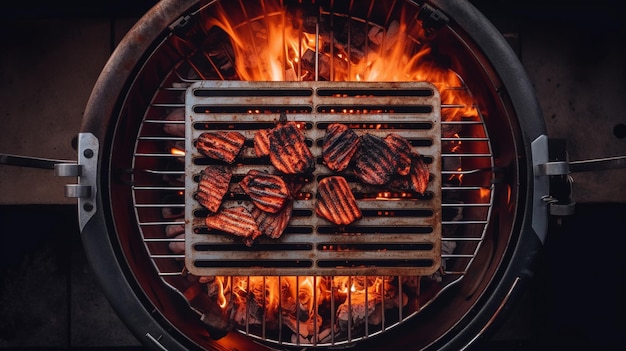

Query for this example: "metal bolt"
[83,202,94,212]
[83,149,94,158]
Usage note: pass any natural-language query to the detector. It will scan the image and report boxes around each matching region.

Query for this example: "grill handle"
[535,138,626,219]
[0,153,75,169]
[53,133,100,231]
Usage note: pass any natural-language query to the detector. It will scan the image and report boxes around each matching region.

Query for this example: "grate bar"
[185,81,441,276]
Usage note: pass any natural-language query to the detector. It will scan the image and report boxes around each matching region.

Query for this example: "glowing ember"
[170,147,186,156]
[187,0,480,342]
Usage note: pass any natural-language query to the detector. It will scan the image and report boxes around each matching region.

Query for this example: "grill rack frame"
[184,80,443,277]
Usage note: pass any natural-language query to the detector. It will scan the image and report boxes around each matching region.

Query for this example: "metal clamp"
[55,133,99,231]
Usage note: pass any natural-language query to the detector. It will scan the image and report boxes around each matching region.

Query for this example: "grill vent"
[185,81,442,276]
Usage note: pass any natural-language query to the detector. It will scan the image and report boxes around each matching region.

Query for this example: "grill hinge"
[56,133,99,231]
[417,4,450,35]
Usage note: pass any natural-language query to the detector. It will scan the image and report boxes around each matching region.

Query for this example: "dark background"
[1,1,624,350]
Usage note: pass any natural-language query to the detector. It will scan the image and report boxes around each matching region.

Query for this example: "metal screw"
[83,149,94,158]
[83,202,94,212]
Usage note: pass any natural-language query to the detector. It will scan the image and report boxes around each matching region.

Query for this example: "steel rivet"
[83,149,94,158]
[83,202,94,212]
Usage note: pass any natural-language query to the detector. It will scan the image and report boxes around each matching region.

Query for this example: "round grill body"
[79,0,548,350]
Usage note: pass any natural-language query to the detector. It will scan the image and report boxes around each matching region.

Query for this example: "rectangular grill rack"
[185,81,441,276]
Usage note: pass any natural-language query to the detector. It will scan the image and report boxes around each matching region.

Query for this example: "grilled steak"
[251,200,293,239]
[205,206,262,246]
[353,133,398,185]
[268,122,315,174]
[315,176,362,226]
[409,153,430,194]
[322,123,360,172]
[240,169,290,213]
[196,131,246,164]
[195,165,232,213]
[384,133,412,176]
[253,128,271,157]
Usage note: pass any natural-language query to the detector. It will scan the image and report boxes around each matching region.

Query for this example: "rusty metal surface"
[184,81,442,276]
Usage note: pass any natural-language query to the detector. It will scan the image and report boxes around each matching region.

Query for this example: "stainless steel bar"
[139,221,185,226]
[135,204,185,208]
[143,170,185,175]
[137,136,185,141]
[133,186,185,191]
[569,155,626,172]
[150,254,185,259]
[0,153,75,170]
[134,153,185,157]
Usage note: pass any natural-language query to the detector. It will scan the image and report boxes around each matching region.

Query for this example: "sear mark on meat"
[205,206,262,246]
[253,129,271,157]
[409,153,430,194]
[353,133,398,185]
[315,176,362,226]
[268,122,315,174]
[251,200,293,239]
[196,131,246,164]
[322,123,360,172]
[384,133,412,176]
[240,169,290,213]
[195,165,232,213]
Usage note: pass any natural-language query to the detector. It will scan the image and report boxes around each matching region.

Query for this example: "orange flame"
[201,1,480,319]
[203,1,479,122]
[170,147,186,156]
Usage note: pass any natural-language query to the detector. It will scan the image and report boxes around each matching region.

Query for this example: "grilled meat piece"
[253,129,271,157]
[205,206,262,246]
[195,166,232,213]
[322,123,360,172]
[384,133,412,176]
[315,176,362,226]
[240,169,290,213]
[353,133,398,185]
[196,131,246,164]
[268,122,315,174]
[409,153,430,194]
[251,200,293,239]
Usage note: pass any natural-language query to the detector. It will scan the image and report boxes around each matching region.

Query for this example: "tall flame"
[203,1,478,123]
[203,1,480,318]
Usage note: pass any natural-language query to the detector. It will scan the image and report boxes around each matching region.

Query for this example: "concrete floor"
[0,1,624,349]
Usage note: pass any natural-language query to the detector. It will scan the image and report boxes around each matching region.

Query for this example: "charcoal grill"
[40,0,553,350]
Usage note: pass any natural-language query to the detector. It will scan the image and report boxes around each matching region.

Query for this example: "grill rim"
[78,0,548,350]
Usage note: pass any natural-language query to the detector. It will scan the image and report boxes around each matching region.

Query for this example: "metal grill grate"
[184,81,442,276]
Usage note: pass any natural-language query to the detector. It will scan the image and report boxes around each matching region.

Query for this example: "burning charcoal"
[336,292,378,331]
[168,233,185,254]
[322,123,360,172]
[196,131,246,164]
[283,313,322,338]
[315,176,362,226]
[409,153,430,194]
[251,200,293,239]
[195,165,232,213]
[384,133,413,176]
[301,49,330,80]
[163,108,185,137]
[253,128,271,157]
[165,220,184,237]
[205,206,262,246]
[240,169,290,213]
[162,206,184,219]
[353,133,398,185]
[268,121,315,174]
[368,21,400,49]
